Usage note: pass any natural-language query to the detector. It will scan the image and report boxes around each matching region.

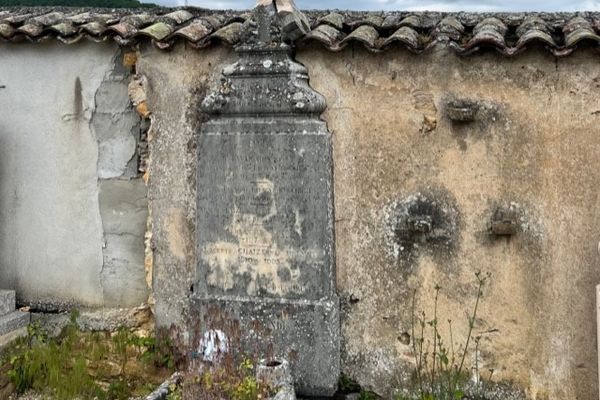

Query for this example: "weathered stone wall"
[0,42,148,309]
[135,43,235,330]
[296,45,600,399]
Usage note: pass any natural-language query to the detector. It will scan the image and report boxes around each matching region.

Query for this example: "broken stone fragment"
[276,0,310,43]
[128,74,150,118]
[257,359,296,400]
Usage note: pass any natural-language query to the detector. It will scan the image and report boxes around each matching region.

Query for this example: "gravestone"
[191,3,340,396]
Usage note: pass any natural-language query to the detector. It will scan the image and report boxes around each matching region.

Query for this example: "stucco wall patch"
[0,42,148,310]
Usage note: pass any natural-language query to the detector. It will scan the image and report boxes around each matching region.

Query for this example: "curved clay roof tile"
[461,17,508,52]
[563,16,600,47]
[137,21,174,40]
[81,21,108,36]
[473,17,508,36]
[16,23,43,37]
[316,12,345,30]
[170,19,212,42]
[515,29,557,49]
[48,21,77,36]
[302,24,345,49]
[162,9,194,24]
[382,25,421,51]
[381,14,402,30]
[433,17,464,42]
[340,24,380,49]
[516,16,551,37]
[31,11,64,26]
[206,21,244,45]
[399,15,422,29]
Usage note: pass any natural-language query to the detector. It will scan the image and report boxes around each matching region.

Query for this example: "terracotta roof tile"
[137,21,174,40]
[170,19,211,42]
[0,7,598,56]
[81,21,108,36]
[208,21,244,45]
[340,25,380,48]
[316,12,344,30]
[48,21,77,36]
[382,26,422,51]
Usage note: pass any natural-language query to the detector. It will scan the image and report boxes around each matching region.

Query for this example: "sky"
[151,0,600,11]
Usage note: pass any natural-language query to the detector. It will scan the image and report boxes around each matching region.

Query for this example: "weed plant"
[182,356,273,400]
[397,271,491,400]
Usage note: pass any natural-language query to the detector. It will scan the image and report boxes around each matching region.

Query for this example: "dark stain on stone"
[442,93,505,151]
[74,77,82,118]
[386,189,460,267]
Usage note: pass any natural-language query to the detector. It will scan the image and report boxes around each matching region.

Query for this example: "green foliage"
[142,333,178,369]
[6,319,105,399]
[0,0,157,8]
[166,383,183,400]
[338,374,361,393]
[397,271,492,400]
[359,390,380,400]
[183,358,274,400]
[1,312,176,399]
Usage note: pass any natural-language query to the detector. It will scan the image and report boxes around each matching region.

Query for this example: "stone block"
[0,311,30,337]
[0,290,15,316]
[191,296,339,397]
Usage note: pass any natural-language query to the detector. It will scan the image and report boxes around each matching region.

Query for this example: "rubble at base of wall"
[31,304,153,337]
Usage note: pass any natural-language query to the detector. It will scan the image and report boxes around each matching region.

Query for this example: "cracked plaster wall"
[0,42,148,309]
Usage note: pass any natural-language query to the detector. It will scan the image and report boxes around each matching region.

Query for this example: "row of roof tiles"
[1,7,600,56]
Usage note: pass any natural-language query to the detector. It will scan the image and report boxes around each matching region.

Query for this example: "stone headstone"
[192,10,340,396]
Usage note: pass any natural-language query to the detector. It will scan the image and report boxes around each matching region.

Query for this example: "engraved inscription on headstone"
[197,134,333,301]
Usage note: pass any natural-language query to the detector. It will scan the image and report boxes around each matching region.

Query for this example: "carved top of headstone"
[200,1,325,119]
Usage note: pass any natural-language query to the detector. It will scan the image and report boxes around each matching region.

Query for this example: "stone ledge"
[0,311,30,337]
[0,326,27,354]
